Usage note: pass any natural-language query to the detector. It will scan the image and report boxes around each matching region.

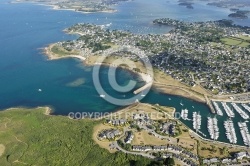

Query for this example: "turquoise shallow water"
[0,0,250,146]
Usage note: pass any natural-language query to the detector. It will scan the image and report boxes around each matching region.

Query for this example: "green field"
[0,108,154,166]
[51,45,78,57]
[237,35,250,41]
[220,36,250,48]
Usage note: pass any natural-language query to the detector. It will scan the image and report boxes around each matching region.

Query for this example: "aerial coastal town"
[50,19,250,95]
[43,17,250,165]
[1,0,250,165]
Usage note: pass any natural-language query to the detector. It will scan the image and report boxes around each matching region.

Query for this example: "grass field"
[220,36,250,48]
[0,108,153,166]
[132,131,167,146]
[51,45,79,57]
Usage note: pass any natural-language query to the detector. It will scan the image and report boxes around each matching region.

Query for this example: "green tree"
[164,157,175,166]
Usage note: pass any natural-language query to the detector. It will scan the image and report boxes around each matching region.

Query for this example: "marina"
[238,122,250,146]
[207,117,219,140]
[192,112,201,131]
[224,119,237,144]
[221,102,235,118]
[231,103,249,120]
[212,101,223,116]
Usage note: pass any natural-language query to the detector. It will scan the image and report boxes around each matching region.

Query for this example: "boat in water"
[207,117,219,140]
[193,112,201,131]
[181,109,190,120]
[242,104,250,113]
[238,122,250,146]
[100,94,105,98]
[212,101,223,116]
[224,119,237,144]
[231,103,249,119]
[221,102,235,118]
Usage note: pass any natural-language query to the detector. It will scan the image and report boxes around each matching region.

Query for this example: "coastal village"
[51,19,250,95]
[93,103,250,166]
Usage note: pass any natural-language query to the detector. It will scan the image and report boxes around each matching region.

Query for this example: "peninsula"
[14,0,129,13]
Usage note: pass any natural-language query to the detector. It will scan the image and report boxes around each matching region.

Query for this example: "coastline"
[43,43,244,109]
[43,42,250,117]
[43,44,86,61]
[13,1,117,14]
[152,84,206,103]
[43,44,151,84]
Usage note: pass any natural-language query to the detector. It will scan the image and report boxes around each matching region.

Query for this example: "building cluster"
[101,113,250,166]
[132,113,153,126]
[132,144,198,160]
[98,129,121,140]
[106,119,127,126]
[132,144,198,166]
[153,18,250,94]
[159,122,176,135]
[124,131,134,144]
[164,153,198,166]
[203,151,250,165]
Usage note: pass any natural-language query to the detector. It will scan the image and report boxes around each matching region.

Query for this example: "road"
[111,141,155,159]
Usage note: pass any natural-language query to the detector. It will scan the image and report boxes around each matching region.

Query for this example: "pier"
[133,82,153,94]
[205,95,216,114]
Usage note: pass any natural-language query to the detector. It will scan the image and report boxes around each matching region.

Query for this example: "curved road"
[112,141,155,159]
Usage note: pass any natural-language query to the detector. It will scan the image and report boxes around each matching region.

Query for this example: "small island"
[228,10,250,19]
[178,2,194,9]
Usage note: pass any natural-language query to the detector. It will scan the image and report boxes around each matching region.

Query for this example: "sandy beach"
[43,44,85,61]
